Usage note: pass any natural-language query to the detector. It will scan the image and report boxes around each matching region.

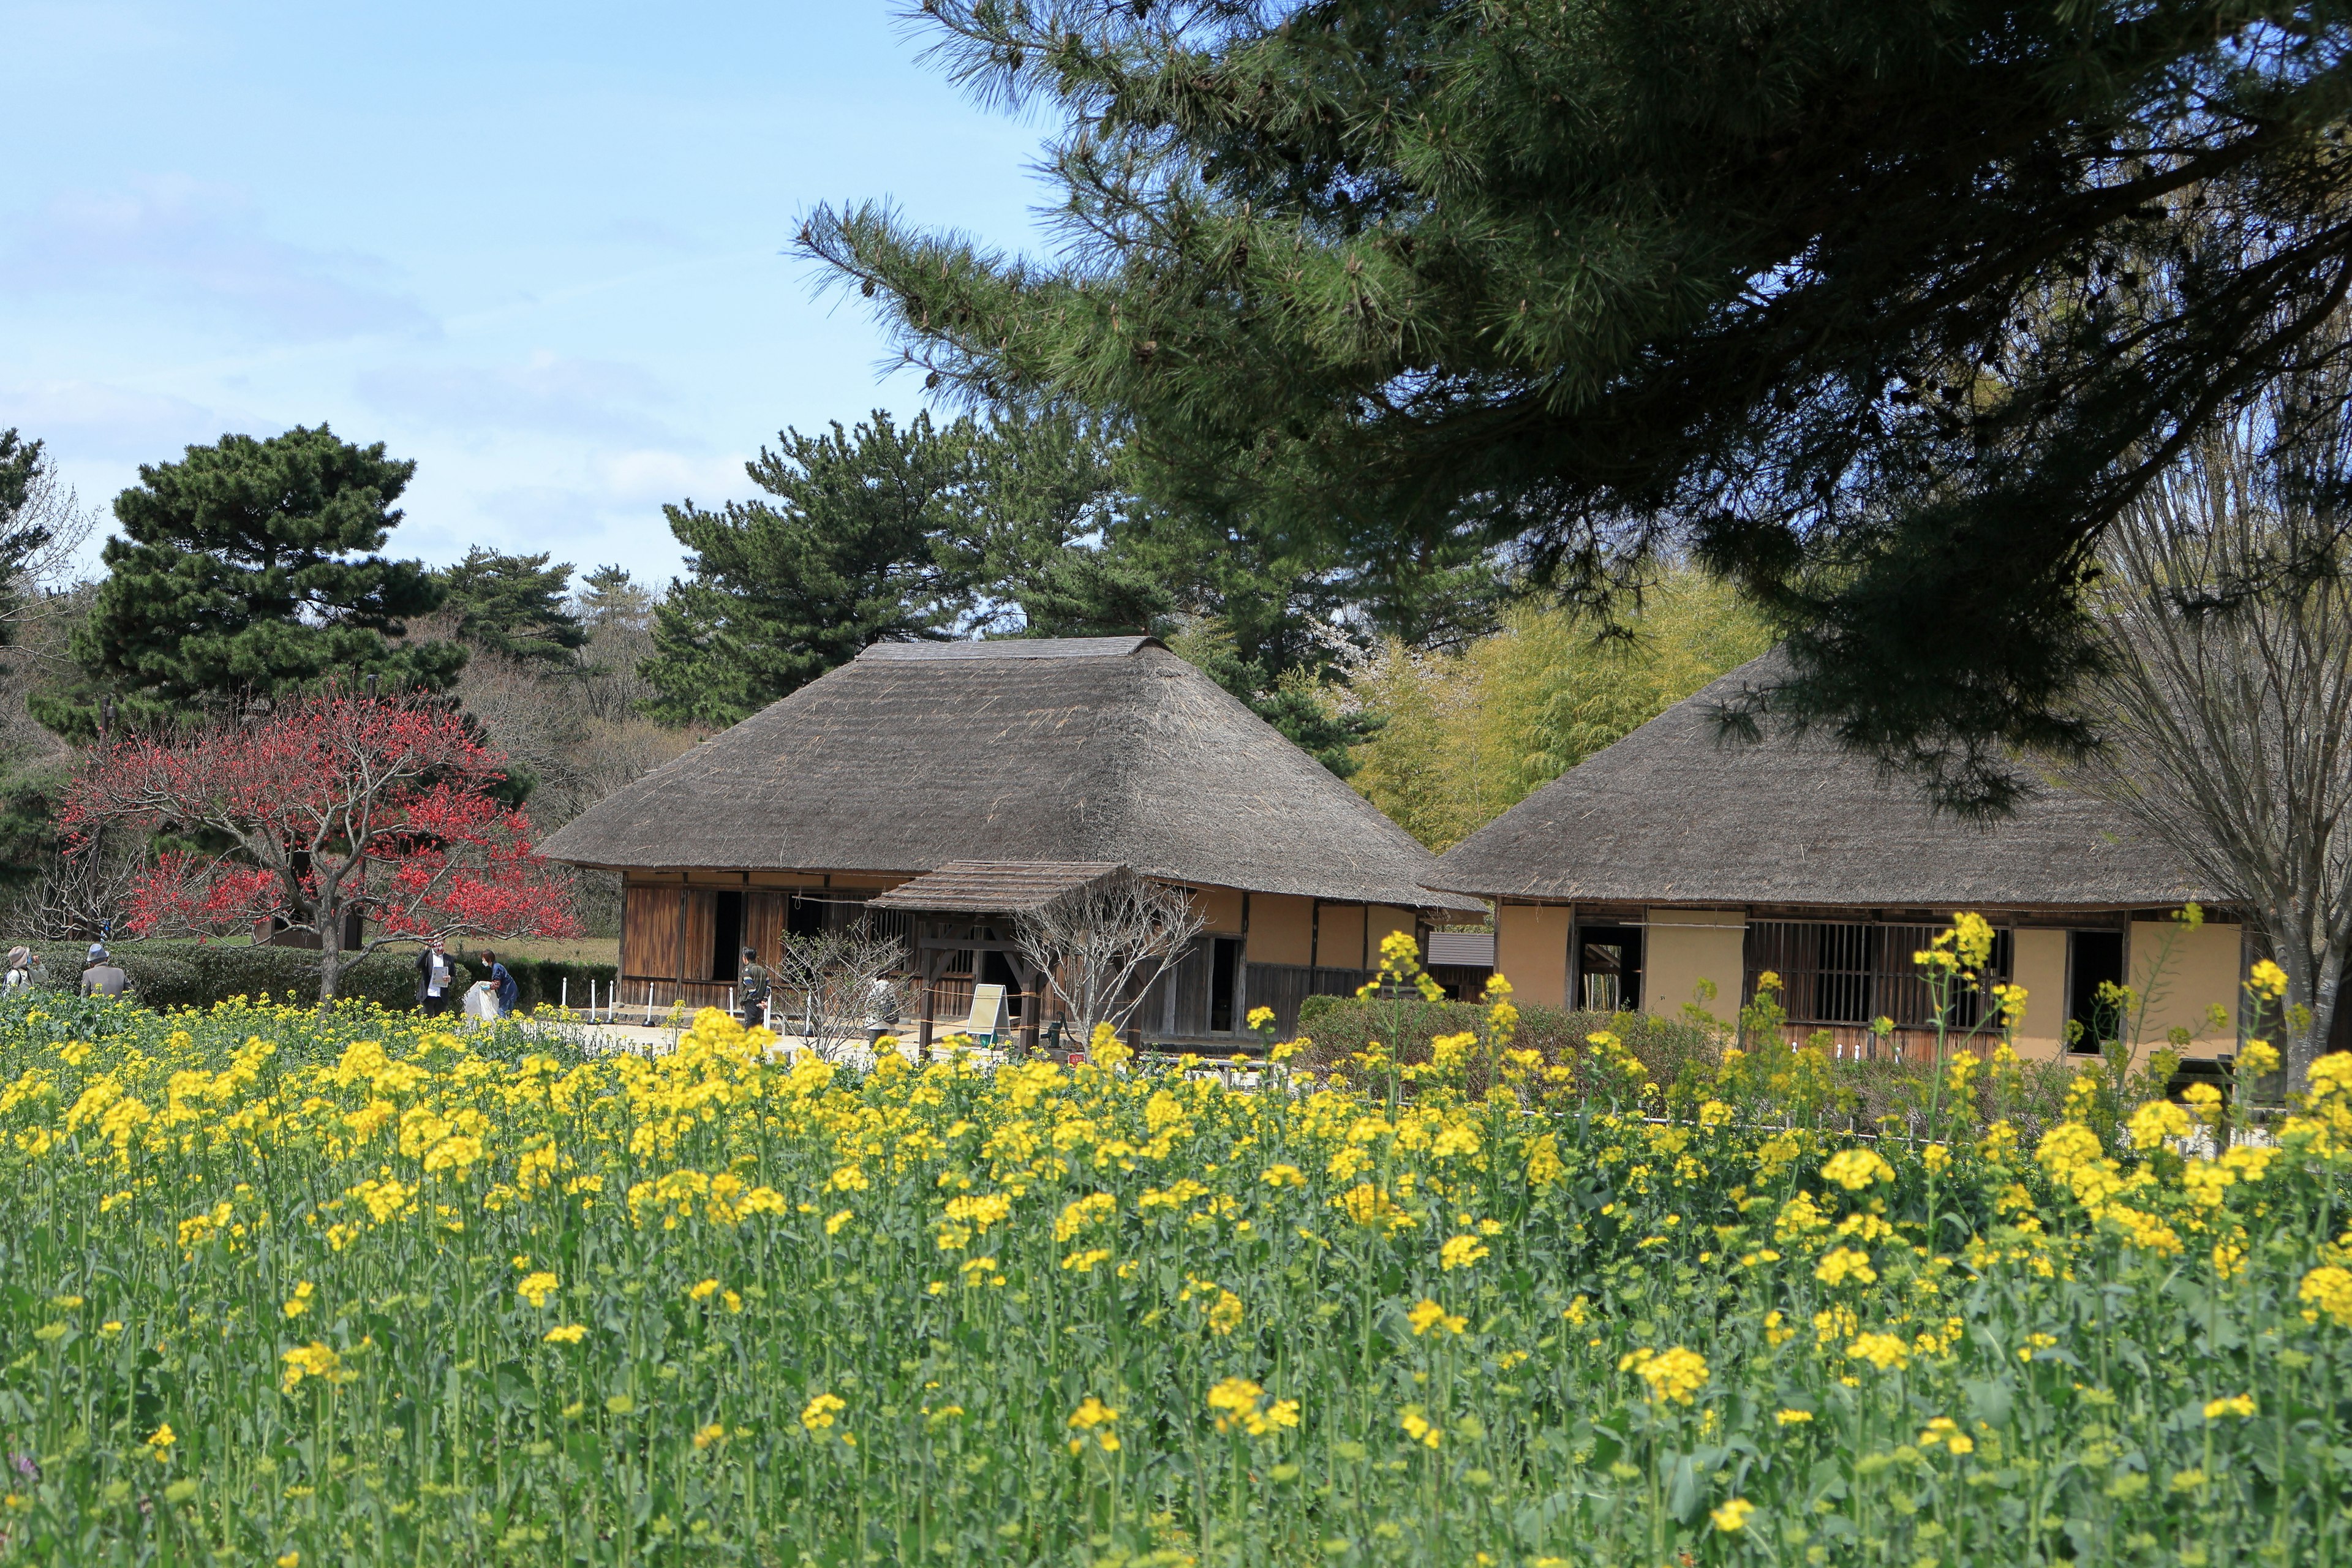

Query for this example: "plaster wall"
[1645,909,1747,1024]
[1496,903,1572,1009]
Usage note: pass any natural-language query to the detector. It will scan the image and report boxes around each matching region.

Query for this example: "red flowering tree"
[59,690,578,1003]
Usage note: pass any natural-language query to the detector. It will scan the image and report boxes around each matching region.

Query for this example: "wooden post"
[1015,957,1041,1056]
[916,935,944,1054]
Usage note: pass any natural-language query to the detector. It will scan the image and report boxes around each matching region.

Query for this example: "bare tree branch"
[1015,872,1205,1049]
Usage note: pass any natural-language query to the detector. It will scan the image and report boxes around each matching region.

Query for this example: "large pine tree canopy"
[56,426,463,732]
[802,0,2352,812]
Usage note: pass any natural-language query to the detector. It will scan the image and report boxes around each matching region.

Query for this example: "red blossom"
[62,690,578,994]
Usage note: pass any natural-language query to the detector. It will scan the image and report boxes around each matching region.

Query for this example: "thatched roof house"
[543,636,1476,1042]
[1434,654,2236,1061]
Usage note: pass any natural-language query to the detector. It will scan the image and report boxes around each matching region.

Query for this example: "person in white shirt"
[416,938,456,1016]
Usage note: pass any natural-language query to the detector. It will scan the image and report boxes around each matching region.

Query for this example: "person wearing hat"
[80,944,129,998]
[4,946,34,992]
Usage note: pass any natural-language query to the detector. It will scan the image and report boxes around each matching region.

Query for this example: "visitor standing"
[417,938,456,1016]
[738,945,770,1028]
[80,944,129,998]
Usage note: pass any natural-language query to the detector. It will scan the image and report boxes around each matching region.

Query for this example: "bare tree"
[11,829,148,941]
[1014,871,1205,1048]
[772,922,909,1063]
[2074,333,2352,1085]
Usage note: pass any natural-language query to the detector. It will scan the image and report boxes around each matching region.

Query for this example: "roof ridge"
[856,636,1162,662]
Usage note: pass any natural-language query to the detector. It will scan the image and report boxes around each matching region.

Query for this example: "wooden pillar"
[1015,957,1041,1055]
[1160,948,1181,1038]
[916,940,947,1054]
[1234,894,1251,1036]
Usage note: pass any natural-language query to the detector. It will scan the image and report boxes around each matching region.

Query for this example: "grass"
[0,951,2339,1566]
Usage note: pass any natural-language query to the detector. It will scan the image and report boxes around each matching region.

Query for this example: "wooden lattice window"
[1747,921,2010,1029]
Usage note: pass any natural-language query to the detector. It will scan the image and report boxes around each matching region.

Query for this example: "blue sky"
[0,1,1049,587]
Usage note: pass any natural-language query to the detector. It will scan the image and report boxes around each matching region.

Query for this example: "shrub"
[1295,992,1718,1087]
[9,941,619,1015]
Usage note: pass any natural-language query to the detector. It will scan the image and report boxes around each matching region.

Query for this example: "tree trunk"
[317,894,343,1005]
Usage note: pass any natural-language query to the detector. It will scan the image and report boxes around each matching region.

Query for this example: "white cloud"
[356,350,675,442]
[0,377,228,464]
[0,175,433,342]
[594,448,751,507]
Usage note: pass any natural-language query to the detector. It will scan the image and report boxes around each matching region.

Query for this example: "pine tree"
[803,0,2352,812]
[0,430,53,646]
[575,565,654,633]
[436,548,587,667]
[47,426,461,735]
[641,413,976,727]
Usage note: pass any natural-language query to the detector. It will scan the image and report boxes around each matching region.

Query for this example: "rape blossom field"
[0,929,2343,1566]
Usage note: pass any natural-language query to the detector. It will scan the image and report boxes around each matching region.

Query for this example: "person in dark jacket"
[417,938,456,1016]
[481,951,519,1017]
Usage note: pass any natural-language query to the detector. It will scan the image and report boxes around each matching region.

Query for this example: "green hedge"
[1294,993,1721,1085]
[9,943,617,1015]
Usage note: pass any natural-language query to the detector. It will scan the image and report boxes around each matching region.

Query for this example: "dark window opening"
[787,893,824,940]
[1813,923,1878,1024]
[2068,930,2127,1052]
[983,949,1024,1020]
[711,891,743,983]
[1210,937,1243,1032]
[1576,926,1643,1012]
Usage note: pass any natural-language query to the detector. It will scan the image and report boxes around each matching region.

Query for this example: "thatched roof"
[1435,653,2210,909]
[869,861,1127,916]
[543,637,1479,912]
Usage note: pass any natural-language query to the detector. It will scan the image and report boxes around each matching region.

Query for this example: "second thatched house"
[1434,655,2239,1061]
[541,636,1479,1044]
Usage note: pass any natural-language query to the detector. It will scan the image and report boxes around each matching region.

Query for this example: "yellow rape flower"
[2204,1394,2256,1420]
[1814,1247,1877,1287]
[279,1341,352,1395]
[1068,1396,1121,1453]
[2301,1265,2352,1327]
[687,1278,720,1302]
[801,1392,846,1432]
[1399,1406,1441,1449]
[1618,1346,1708,1405]
[516,1272,560,1308]
[1407,1297,1466,1336]
[1918,1417,1975,1455]
[1774,1409,1812,1427]
[1439,1234,1490,1271]
[1820,1148,1896,1191]
[1846,1333,1911,1371]
[545,1324,587,1344]
[1710,1498,1756,1533]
